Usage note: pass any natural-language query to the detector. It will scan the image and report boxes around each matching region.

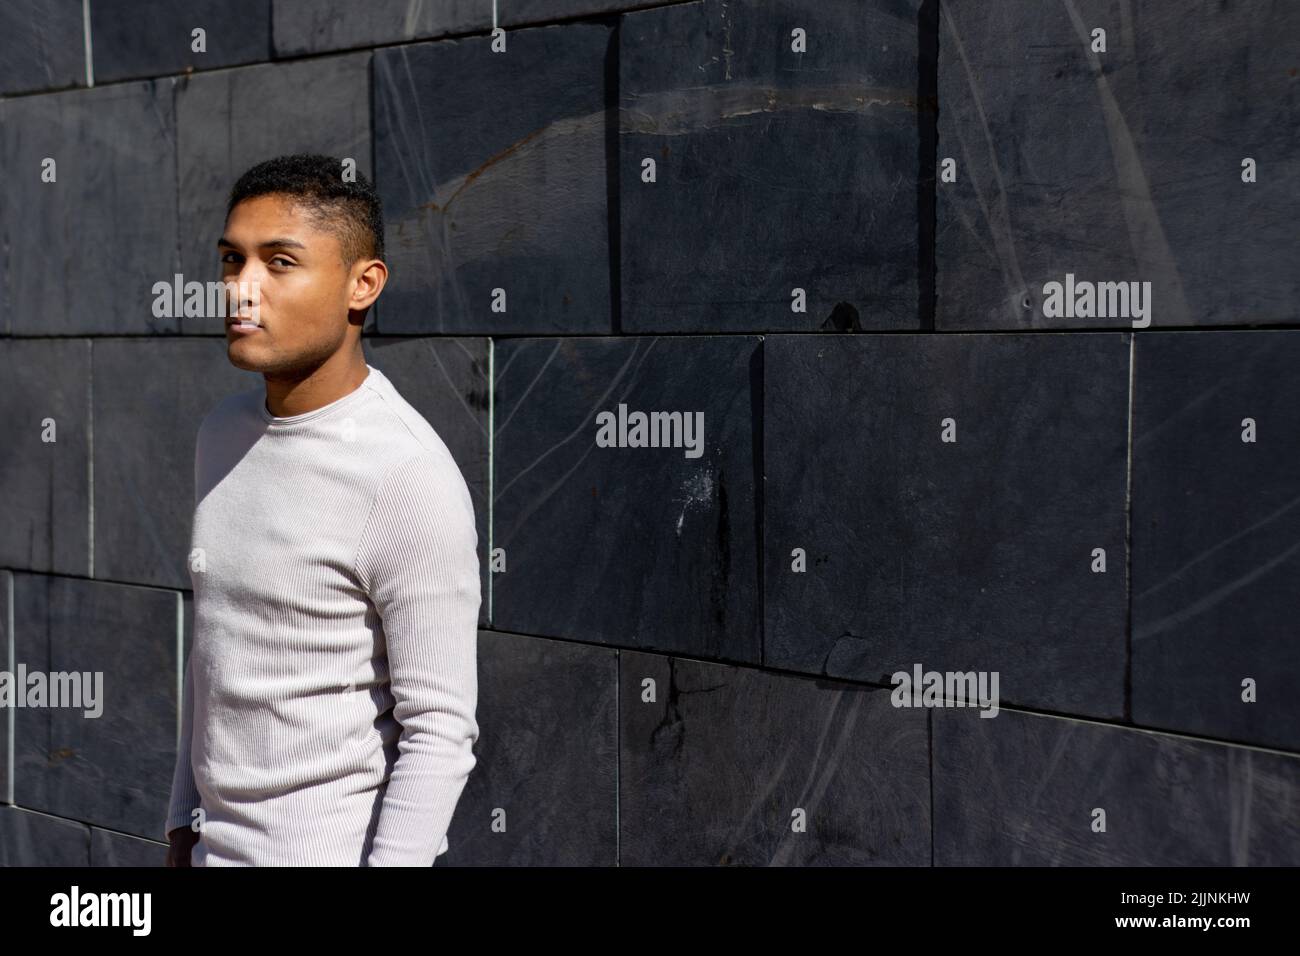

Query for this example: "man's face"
[217,194,357,373]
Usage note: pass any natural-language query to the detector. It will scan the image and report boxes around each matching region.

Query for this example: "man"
[164,154,481,866]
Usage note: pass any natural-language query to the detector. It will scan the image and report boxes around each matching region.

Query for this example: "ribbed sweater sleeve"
[354,453,481,866]
[163,653,202,838]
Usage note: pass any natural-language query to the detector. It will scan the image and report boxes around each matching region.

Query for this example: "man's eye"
[271,257,295,267]
[220,252,241,263]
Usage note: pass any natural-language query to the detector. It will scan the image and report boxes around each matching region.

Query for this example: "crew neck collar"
[259,365,378,427]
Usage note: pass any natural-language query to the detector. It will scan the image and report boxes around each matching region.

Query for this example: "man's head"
[218,154,387,374]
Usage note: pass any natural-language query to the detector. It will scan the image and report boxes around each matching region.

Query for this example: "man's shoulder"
[360,367,462,469]
[373,439,468,510]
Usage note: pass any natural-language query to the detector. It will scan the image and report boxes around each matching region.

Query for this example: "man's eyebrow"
[216,237,308,251]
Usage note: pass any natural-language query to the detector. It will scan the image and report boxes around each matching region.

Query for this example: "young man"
[163,154,481,866]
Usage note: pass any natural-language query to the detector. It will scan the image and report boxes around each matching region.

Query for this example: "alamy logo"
[1042,273,1151,327]
[595,403,704,459]
[151,273,260,322]
[0,665,103,718]
[50,885,151,935]
[890,664,1000,718]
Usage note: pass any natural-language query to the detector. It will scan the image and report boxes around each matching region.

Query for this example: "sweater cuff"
[163,788,202,840]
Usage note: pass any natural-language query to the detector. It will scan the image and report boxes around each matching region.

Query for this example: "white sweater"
[164,363,481,866]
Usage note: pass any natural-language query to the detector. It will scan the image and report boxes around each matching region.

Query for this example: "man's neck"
[263,354,370,418]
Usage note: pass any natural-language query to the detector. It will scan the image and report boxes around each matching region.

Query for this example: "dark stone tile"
[0,339,91,575]
[272,0,648,57]
[90,0,271,83]
[493,336,761,660]
[937,0,1300,329]
[90,827,168,866]
[0,80,179,335]
[12,573,182,840]
[0,0,85,95]
[934,707,1300,865]
[441,630,616,865]
[91,339,263,589]
[0,806,91,866]
[620,0,921,333]
[175,52,371,325]
[621,651,930,864]
[364,338,491,626]
[373,26,612,334]
[1131,331,1300,752]
[764,333,1129,718]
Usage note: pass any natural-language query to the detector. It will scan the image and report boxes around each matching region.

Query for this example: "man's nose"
[224,275,262,312]
[234,259,266,286]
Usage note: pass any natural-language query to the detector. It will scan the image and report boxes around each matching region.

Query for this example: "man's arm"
[165,414,209,866]
[163,653,203,842]
[354,452,481,867]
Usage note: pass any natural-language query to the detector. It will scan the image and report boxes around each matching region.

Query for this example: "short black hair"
[226,154,385,265]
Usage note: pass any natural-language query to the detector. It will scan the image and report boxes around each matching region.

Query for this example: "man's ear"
[349,259,388,312]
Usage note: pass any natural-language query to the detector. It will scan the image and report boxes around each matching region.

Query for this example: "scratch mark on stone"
[1134,492,1300,601]
[1060,0,1192,321]
[1134,537,1300,641]
[623,84,920,136]
[721,0,734,81]
[941,2,1029,320]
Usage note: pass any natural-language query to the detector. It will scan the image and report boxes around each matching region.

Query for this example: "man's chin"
[226,348,272,373]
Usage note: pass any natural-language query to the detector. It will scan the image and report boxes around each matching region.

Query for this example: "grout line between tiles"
[615,648,620,867]
[1124,333,1136,722]
[6,571,13,805]
[87,343,94,578]
[486,340,488,624]
[176,593,184,750]
[928,708,934,866]
[82,0,95,88]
